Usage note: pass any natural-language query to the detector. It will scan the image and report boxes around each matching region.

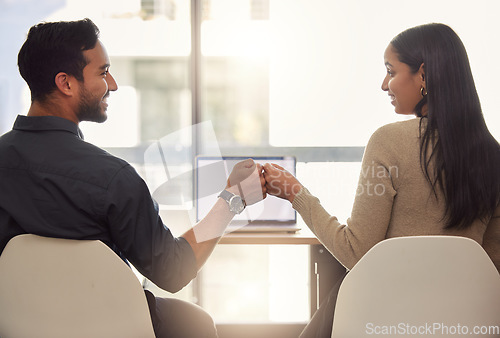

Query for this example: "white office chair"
[331,236,500,338]
[0,234,156,338]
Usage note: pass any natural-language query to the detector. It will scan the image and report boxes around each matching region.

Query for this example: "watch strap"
[218,189,234,202]
[218,189,245,214]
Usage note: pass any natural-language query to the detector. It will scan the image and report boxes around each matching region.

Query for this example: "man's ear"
[54,72,76,97]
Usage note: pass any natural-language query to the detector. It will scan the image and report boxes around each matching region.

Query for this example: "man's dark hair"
[18,18,100,102]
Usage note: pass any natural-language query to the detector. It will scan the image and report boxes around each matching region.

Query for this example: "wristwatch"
[218,189,246,214]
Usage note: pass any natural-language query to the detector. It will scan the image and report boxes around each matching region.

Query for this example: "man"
[0,18,266,337]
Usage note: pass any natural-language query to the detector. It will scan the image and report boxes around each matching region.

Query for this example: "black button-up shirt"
[0,115,196,292]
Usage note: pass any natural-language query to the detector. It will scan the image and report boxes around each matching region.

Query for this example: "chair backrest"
[331,236,500,338]
[0,234,156,338]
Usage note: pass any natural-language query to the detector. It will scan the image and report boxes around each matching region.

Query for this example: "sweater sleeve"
[293,126,397,269]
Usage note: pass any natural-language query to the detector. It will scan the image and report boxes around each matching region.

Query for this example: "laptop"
[195,156,300,233]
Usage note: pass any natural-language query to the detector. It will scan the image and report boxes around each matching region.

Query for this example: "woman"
[263,23,500,337]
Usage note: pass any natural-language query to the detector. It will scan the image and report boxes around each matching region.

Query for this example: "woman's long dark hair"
[391,23,500,229]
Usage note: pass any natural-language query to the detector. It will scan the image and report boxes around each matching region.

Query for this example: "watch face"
[229,195,245,214]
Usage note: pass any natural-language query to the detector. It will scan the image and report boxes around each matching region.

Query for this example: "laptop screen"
[195,156,297,224]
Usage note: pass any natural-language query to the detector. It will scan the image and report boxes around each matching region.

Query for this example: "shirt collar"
[13,115,84,139]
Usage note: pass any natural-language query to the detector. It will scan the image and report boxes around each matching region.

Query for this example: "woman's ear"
[418,63,426,84]
[54,72,76,97]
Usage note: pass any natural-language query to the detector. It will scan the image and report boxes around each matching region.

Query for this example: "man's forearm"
[181,196,234,270]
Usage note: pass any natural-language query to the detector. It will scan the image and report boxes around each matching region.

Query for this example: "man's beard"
[76,86,108,123]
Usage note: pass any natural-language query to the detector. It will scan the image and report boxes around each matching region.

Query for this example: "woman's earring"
[420,86,428,97]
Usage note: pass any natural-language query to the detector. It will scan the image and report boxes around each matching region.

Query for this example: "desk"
[220,226,346,318]
[159,210,346,337]
[220,227,320,245]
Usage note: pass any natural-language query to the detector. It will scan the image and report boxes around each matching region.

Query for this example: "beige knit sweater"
[292,118,500,271]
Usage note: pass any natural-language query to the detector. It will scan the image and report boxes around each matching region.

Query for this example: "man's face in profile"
[76,40,117,123]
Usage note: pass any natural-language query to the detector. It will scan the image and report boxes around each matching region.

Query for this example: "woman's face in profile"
[381,44,425,115]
